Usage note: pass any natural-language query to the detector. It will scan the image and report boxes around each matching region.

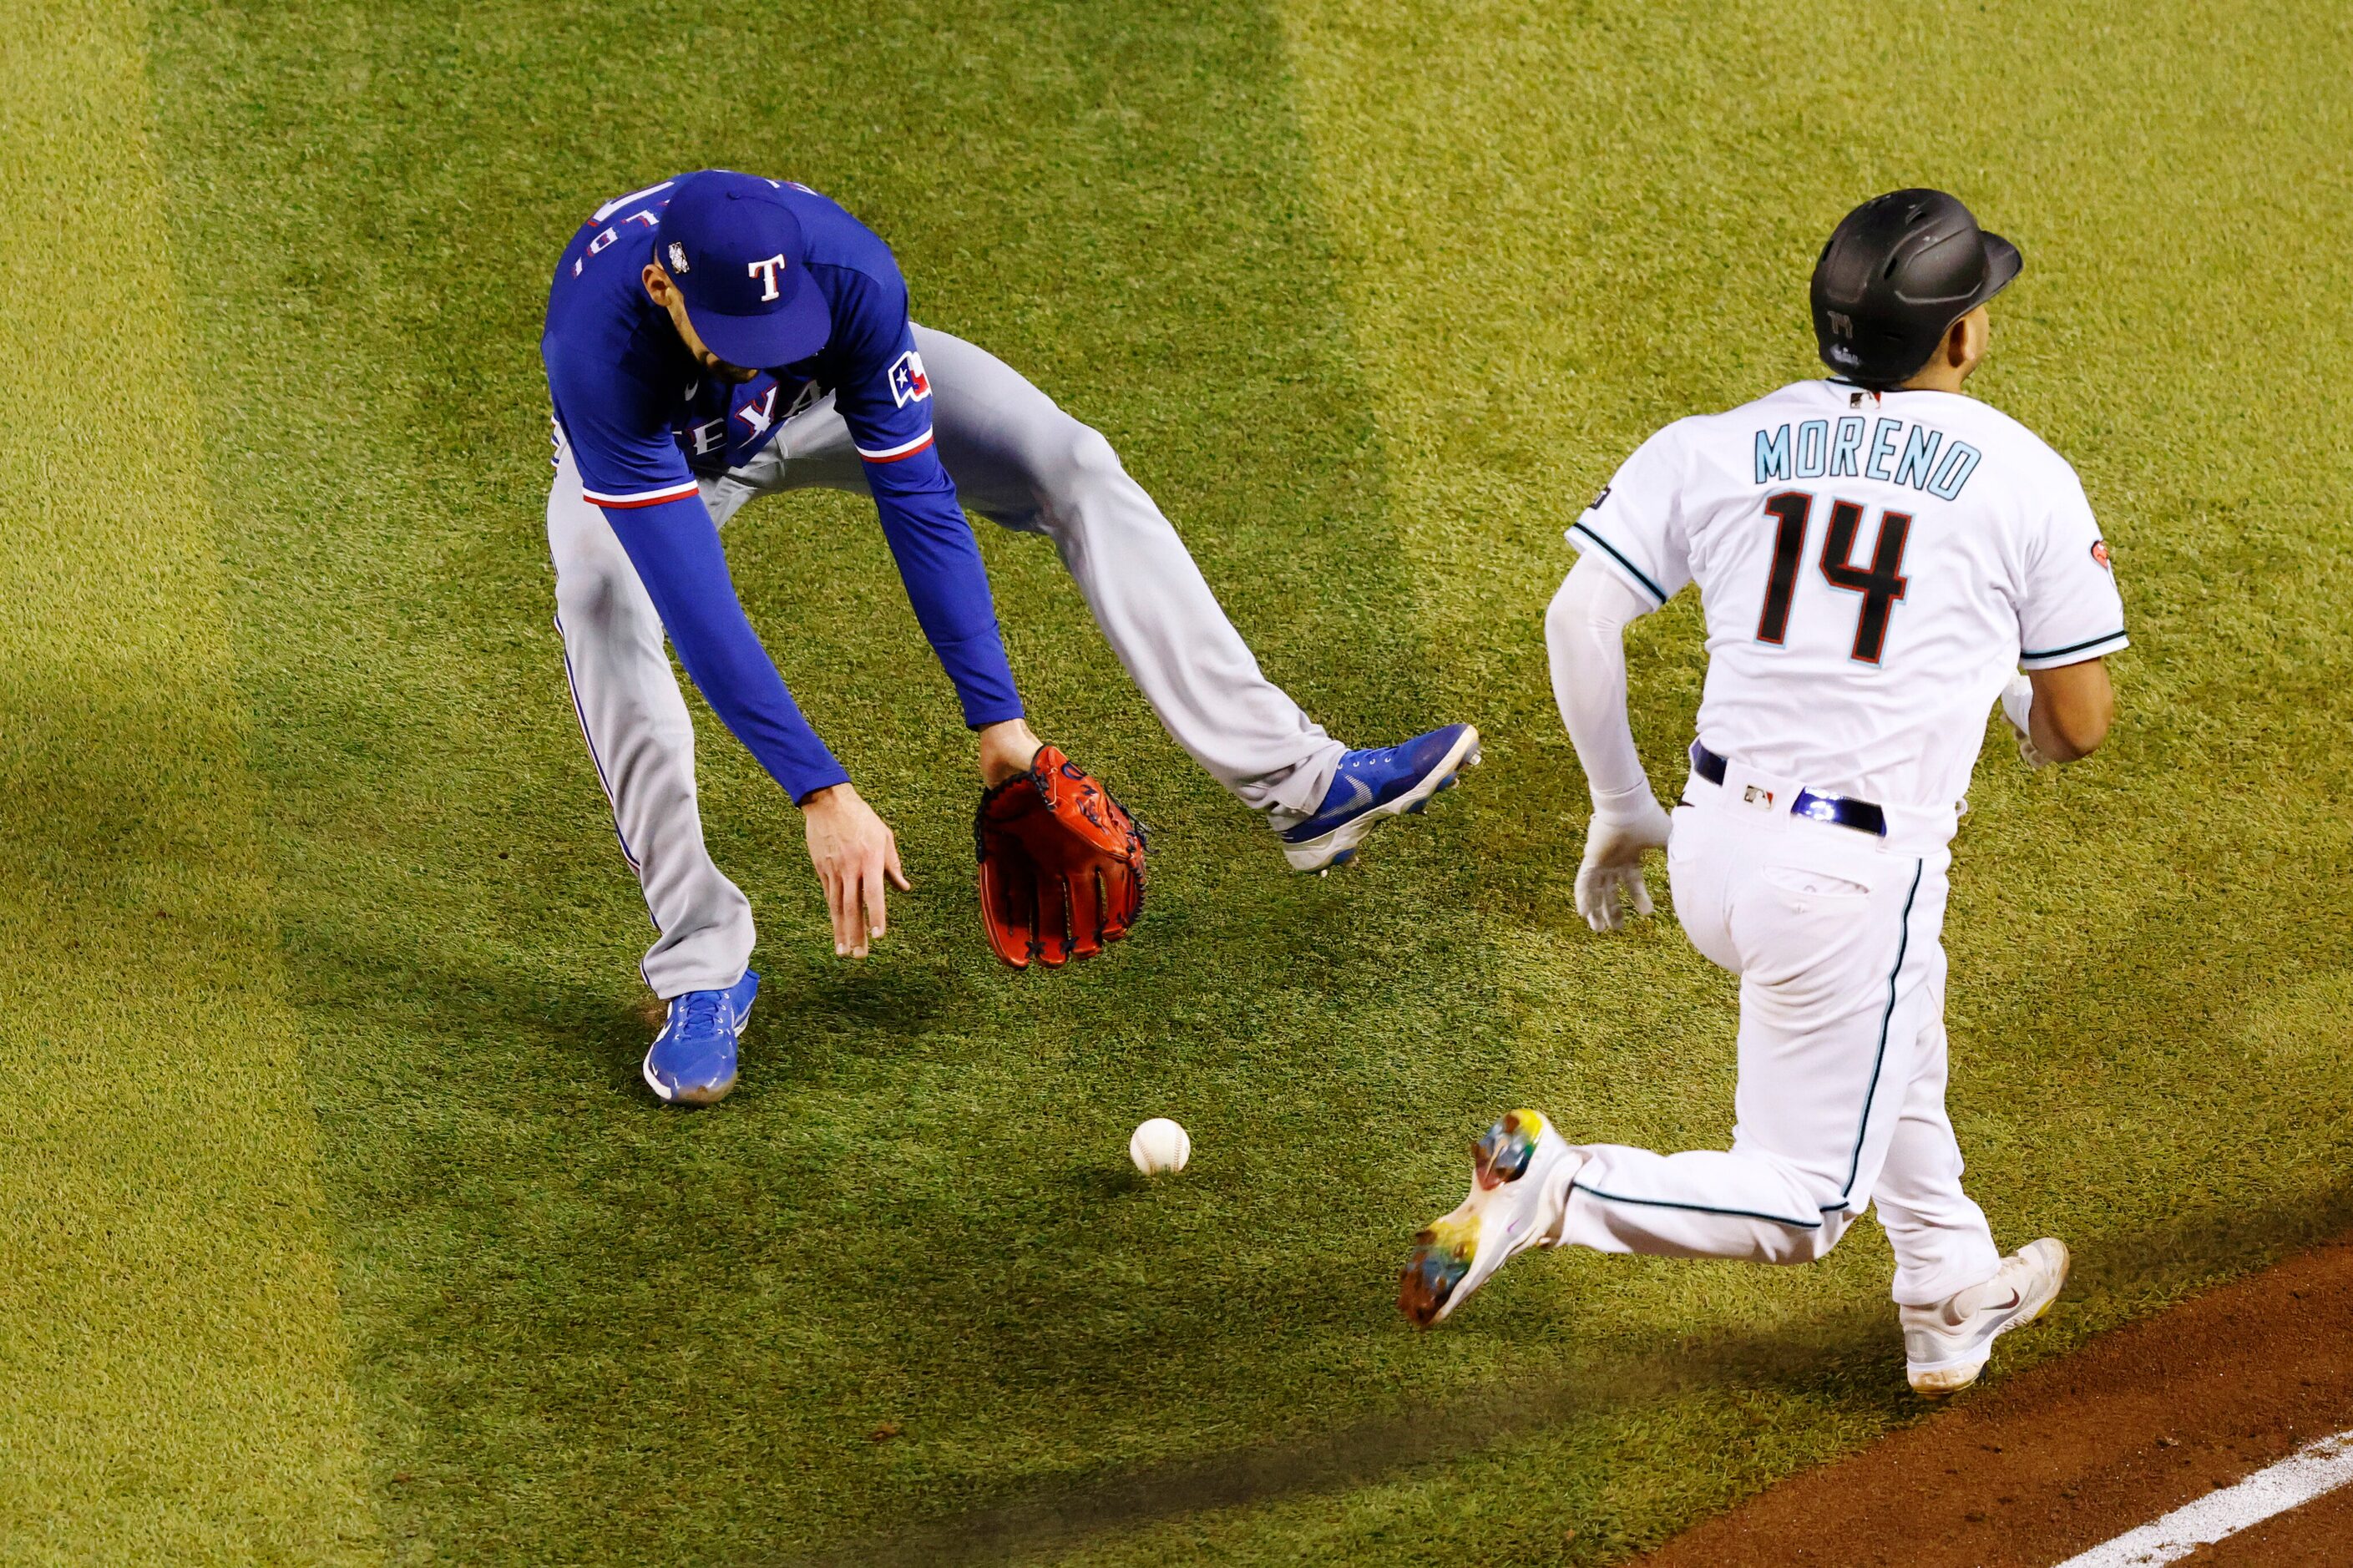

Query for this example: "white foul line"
[2053,1428,2353,1567]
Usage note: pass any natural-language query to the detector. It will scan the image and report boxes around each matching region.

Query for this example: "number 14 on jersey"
[1756,491,1910,664]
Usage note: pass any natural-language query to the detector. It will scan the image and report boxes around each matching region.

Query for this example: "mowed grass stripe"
[144,1,1506,1562]
[0,3,379,1562]
[125,0,2353,1565]
[1070,0,2353,1560]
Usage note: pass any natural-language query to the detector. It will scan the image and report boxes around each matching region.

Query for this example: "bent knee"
[554,552,629,605]
[1787,1204,1860,1264]
[553,553,658,634]
[1004,419,1156,539]
[1035,421,1128,490]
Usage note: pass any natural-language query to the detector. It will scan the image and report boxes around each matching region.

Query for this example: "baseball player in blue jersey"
[542,170,1477,1105]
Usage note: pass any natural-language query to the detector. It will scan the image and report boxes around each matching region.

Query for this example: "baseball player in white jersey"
[1398,190,2125,1396]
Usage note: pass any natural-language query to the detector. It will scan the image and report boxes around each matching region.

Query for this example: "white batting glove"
[1999,674,2055,770]
[1575,793,1672,933]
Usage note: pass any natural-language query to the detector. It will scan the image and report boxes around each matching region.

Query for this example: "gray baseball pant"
[547,324,1344,997]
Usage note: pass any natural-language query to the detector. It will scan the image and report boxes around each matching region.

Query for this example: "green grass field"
[3,0,2350,1561]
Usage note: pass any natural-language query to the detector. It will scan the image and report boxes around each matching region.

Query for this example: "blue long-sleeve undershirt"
[600,493,849,804]
[858,442,1025,730]
[600,478,1025,805]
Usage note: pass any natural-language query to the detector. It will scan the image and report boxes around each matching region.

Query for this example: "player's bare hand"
[801,783,912,958]
[1575,794,1672,933]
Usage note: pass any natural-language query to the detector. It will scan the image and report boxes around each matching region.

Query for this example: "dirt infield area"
[1637,1234,2353,1566]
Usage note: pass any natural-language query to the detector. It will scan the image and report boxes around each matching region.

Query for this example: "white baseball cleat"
[1901,1237,2070,1396]
[1398,1109,1582,1327]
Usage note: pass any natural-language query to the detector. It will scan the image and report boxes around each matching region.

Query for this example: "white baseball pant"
[1556,761,2003,1306]
[547,325,1343,998]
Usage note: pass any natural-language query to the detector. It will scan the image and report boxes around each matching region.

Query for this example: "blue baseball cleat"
[1279,722,1481,873]
[642,970,759,1106]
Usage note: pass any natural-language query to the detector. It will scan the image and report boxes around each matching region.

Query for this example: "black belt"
[1688,741,1887,838]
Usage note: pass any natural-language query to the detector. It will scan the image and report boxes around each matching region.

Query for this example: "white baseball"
[1128,1117,1191,1176]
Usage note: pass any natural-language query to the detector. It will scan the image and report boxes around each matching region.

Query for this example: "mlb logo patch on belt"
[1743,783,1777,809]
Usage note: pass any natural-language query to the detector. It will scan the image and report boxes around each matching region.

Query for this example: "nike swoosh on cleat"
[1335,775,1374,814]
[1942,1287,2022,1328]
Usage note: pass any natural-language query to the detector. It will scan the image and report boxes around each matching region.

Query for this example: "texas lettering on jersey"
[676,372,831,476]
[1570,380,2127,816]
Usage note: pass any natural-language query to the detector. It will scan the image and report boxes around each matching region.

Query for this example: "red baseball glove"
[974,746,1146,969]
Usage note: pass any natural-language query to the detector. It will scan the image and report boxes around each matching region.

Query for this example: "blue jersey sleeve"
[596,492,850,804]
[544,336,702,510]
[822,266,1025,729]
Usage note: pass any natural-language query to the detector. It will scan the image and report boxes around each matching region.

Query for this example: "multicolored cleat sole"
[1398,1108,1579,1327]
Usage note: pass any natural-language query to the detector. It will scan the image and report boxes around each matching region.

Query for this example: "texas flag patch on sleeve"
[888,349,932,407]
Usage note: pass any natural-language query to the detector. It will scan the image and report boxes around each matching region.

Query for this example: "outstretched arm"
[824,265,1030,768]
[1546,554,1672,933]
[600,493,908,957]
[858,439,1036,779]
[601,493,847,800]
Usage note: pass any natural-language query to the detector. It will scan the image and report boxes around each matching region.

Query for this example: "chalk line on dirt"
[2054,1428,2353,1566]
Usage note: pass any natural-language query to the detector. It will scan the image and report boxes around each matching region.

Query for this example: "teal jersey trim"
[1569,1182,1824,1231]
[1840,857,1925,1201]
[2022,629,2127,663]
[1568,520,1669,607]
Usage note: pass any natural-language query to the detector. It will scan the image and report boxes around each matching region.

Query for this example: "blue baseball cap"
[656,170,831,369]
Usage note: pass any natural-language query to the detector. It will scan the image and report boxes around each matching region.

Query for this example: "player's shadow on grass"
[812,1182,2353,1568]
[280,927,975,1105]
[601,956,976,1097]
[814,1292,1903,1568]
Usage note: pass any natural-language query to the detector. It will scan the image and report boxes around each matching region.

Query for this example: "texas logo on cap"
[658,170,832,370]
